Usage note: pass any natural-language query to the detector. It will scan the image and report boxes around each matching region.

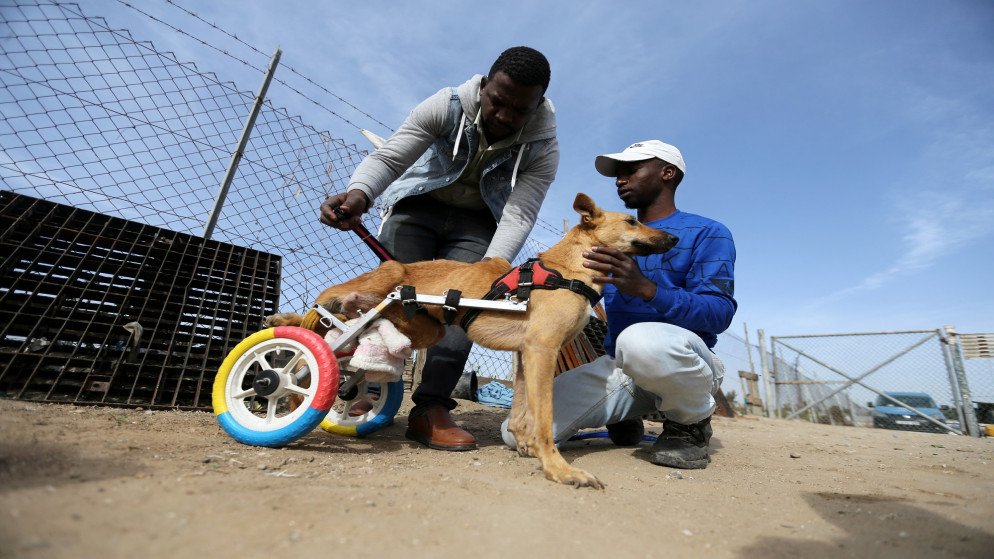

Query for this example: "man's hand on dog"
[583,246,657,301]
[320,190,370,230]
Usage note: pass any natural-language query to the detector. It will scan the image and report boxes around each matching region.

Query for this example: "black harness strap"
[442,289,461,325]
[544,275,602,301]
[400,285,418,320]
[398,286,461,324]
[516,260,535,301]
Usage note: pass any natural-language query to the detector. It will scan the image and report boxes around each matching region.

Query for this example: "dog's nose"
[668,233,679,245]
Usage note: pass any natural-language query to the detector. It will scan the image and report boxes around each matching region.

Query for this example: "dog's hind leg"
[264,312,304,328]
[520,337,604,489]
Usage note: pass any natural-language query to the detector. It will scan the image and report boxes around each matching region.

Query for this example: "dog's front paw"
[547,466,605,490]
[264,312,304,328]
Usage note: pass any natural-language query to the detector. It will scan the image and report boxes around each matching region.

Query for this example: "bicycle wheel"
[213,326,339,447]
[319,358,404,437]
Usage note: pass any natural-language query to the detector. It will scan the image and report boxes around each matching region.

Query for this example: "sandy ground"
[1,395,992,559]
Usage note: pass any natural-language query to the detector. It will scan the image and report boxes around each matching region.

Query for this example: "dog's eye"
[625,218,637,226]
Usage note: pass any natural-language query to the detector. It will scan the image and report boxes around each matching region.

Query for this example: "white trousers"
[501,322,724,448]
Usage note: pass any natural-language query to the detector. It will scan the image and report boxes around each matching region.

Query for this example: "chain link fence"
[3,0,859,414]
[769,330,989,436]
[0,0,550,386]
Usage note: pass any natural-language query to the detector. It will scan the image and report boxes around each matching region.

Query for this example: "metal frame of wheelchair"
[213,287,527,447]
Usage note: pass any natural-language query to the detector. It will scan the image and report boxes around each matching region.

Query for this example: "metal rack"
[0,192,281,409]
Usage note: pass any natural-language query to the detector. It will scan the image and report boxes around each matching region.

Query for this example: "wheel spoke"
[249,348,273,370]
[232,388,256,400]
[285,383,313,397]
[265,398,279,423]
[279,349,307,376]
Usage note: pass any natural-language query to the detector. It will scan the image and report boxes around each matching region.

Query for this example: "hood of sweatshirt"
[456,74,557,145]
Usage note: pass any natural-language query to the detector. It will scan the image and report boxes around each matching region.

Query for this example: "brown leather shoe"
[405,406,477,451]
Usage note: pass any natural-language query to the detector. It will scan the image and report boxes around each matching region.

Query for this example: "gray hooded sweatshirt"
[346,75,559,262]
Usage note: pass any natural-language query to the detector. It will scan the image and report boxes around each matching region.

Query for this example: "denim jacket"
[347,75,559,261]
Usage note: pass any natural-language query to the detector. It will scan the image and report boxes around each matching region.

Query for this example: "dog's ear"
[573,193,603,227]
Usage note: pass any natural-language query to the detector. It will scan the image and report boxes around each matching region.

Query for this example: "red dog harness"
[458,258,601,330]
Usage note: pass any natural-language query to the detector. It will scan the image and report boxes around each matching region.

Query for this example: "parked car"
[869,392,948,433]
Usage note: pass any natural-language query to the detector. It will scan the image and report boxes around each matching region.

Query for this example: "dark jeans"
[377,195,497,417]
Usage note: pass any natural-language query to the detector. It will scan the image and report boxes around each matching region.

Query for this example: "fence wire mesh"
[1,0,787,409]
[769,331,974,434]
[7,1,982,426]
[0,0,549,385]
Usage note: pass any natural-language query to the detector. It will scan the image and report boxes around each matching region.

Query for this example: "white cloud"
[811,187,994,306]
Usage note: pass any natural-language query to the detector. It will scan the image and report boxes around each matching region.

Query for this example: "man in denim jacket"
[321,46,559,451]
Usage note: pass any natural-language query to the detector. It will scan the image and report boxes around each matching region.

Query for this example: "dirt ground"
[1,395,992,559]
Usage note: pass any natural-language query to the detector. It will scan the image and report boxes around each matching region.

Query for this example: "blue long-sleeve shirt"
[601,210,737,355]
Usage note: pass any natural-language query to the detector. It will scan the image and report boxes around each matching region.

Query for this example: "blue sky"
[75,0,994,341]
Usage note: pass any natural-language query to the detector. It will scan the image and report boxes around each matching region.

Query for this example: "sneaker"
[605,418,645,446]
[648,416,712,469]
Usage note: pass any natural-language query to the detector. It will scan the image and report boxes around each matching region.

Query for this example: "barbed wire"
[103,0,393,135]
[156,0,396,134]
[1,0,558,381]
[4,0,799,397]
[105,0,562,242]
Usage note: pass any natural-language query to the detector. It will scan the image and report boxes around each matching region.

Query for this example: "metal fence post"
[941,328,969,431]
[758,329,776,417]
[944,326,981,437]
[203,46,283,240]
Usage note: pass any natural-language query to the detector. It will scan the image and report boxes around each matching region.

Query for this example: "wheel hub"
[338,383,359,401]
[253,369,282,397]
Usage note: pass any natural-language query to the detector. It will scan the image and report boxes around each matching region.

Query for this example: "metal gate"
[770,329,981,436]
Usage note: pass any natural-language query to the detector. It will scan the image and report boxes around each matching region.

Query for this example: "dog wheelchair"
[212,287,528,447]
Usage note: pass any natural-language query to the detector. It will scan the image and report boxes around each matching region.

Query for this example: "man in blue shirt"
[502,140,736,469]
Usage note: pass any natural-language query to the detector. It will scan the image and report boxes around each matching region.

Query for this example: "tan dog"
[267,193,677,488]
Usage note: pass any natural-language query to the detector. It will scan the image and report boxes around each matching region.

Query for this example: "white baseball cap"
[594,140,686,177]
